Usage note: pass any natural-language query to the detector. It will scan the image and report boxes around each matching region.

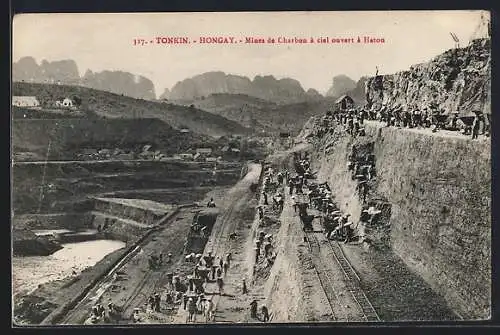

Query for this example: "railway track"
[326,240,380,322]
[305,233,341,321]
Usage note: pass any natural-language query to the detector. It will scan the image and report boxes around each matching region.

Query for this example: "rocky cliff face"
[81,70,156,100]
[13,57,80,85]
[346,76,369,106]
[365,38,491,114]
[325,74,357,98]
[13,57,157,100]
[159,88,170,100]
[169,71,312,104]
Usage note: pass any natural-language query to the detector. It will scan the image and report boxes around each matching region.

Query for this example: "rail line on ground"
[326,239,380,322]
[304,232,342,321]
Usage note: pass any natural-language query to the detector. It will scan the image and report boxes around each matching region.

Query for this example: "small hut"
[335,95,354,111]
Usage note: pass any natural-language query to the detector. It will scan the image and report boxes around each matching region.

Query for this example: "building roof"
[196,148,212,154]
[335,94,354,104]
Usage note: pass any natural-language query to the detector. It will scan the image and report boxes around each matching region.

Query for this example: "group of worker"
[148,252,172,270]
[347,149,376,204]
[84,302,120,324]
[183,292,215,322]
[254,230,275,265]
[292,153,356,243]
[250,299,270,322]
[318,105,489,139]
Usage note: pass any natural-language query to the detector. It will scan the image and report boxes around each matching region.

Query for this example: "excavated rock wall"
[365,39,491,115]
[302,119,490,319]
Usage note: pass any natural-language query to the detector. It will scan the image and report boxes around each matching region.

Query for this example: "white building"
[62,98,73,107]
[12,96,40,108]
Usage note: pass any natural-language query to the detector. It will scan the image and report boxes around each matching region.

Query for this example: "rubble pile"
[365,39,491,115]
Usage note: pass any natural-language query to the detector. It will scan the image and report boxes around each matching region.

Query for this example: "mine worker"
[147,295,155,310]
[183,293,189,310]
[154,292,161,312]
[84,315,99,325]
[97,304,105,317]
[166,252,172,263]
[258,205,264,220]
[107,303,116,314]
[296,182,303,194]
[278,195,284,211]
[260,191,268,205]
[187,298,197,322]
[277,172,283,185]
[242,279,248,294]
[250,300,258,318]
[211,263,218,280]
[255,239,262,253]
[264,242,272,257]
[225,252,232,267]
[204,252,213,267]
[196,294,204,313]
[201,225,208,238]
[223,260,229,276]
[91,305,99,317]
[132,308,142,323]
[204,297,215,322]
[288,179,294,195]
[216,275,224,295]
[217,256,223,269]
[347,117,354,135]
[188,276,195,292]
[165,291,173,304]
[472,114,480,139]
[207,198,216,208]
[353,117,360,135]
[254,247,260,263]
[261,305,270,322]
[216,266,223,278]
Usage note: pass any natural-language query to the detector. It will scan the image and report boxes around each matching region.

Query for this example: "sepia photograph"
[11,10,491,325]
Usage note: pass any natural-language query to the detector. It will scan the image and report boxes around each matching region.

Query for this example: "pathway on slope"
[172,163,262,324]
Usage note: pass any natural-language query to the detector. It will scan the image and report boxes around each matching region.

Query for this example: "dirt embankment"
[303,120,490,320]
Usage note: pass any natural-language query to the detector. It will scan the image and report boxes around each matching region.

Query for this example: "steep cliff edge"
[365,38,490,115]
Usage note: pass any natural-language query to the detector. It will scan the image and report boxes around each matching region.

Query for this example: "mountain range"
[165,71,324,104]
[13,57,362,106]
[13,57,156,100]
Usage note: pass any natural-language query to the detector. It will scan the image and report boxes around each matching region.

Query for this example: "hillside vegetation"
[12,82,251,137]
[179,93,338,135]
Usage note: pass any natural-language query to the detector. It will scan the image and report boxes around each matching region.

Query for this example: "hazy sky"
[13,11,489,96]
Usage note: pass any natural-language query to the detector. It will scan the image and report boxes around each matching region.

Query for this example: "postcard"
[11,11,491,325]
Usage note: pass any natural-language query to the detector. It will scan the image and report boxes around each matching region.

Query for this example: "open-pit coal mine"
[11,36,491,326]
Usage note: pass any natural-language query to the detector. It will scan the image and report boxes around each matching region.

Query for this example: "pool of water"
[12,239,126,297]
